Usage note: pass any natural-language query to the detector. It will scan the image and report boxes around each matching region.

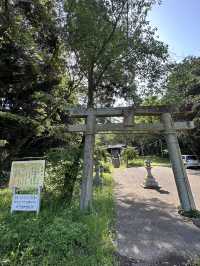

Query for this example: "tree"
[0,0,81,196]
[64,0,168,107]
[163,57,200,155]
[164,57,200,107]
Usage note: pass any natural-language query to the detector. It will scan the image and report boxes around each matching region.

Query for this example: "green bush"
[121,146,138,167]
[45,147,83,200]
[94,147,109,163]
[102,162,112,173]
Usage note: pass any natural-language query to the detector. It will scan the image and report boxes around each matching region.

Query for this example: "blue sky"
[148,0,200,61]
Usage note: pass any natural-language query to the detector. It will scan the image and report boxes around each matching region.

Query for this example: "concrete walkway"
[114,167,200,265]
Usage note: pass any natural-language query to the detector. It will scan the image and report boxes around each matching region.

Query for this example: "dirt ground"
[113,166,200,266]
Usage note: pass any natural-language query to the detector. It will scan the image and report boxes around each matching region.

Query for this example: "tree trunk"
[63,136,84,203]
[140,141,144,156]
[87,65,94,108]
[79,64,96,210]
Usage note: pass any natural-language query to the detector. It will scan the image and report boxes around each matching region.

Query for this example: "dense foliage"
[65,0,168,107]
[0,1,75,164]
[121,146,138,167]
[164,57,200,155]
[0,0,83,198]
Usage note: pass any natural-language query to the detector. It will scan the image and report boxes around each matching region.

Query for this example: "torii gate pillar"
[80,111,96,210]
[161,113,196,211]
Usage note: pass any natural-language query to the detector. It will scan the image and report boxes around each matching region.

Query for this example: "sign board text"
[11,194,40,212]
[9,160,45,190]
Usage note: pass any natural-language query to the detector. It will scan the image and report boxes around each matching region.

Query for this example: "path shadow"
[116,196,200,265]
[115,251,194,266]
[155,188,170,194]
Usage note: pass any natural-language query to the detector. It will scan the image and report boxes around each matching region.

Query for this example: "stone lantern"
[142,160,160,189]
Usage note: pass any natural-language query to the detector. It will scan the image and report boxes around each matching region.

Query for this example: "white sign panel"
[11,194,40,212]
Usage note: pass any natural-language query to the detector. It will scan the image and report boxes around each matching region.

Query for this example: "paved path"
[114,166,200,265]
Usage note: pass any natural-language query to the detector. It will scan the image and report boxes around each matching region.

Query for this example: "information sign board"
[9,160,45,189]
[9,160,45,214]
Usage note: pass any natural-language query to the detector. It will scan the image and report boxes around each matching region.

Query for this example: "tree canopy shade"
[64,0,168,107]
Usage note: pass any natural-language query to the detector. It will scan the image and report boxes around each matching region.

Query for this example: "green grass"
[178,208,200,219]
[127,155,170,168]
[0,173,116,266]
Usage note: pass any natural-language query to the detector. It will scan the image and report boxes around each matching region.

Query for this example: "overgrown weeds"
[0,173,116,266]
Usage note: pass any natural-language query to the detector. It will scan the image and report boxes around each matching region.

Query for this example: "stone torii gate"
[66,105,196,212]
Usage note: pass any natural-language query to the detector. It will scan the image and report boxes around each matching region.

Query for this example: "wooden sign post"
[9,160,45,214]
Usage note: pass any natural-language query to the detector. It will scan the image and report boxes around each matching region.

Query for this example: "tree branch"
[95,0,128,63]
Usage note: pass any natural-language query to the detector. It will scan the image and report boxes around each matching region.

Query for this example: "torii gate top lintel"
[67,105,181,118]
[66,105,195,134]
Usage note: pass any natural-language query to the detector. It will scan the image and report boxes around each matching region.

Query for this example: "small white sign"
[11,194,40,212]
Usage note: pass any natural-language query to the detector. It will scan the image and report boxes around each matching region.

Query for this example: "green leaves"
[122,146,138,167]
[0,0,79,169]
[163,56,200,155]
[165,57,200,106]
[64,0,168,106]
